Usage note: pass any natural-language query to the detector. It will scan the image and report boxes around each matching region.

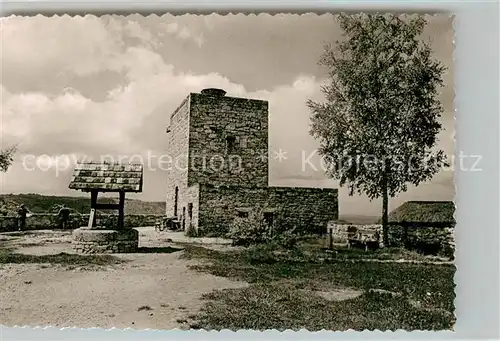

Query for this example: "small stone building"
[165,88,338,235]
[386,200,456,255]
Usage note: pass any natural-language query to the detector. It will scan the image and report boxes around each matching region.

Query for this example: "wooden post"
[88,190,98,228]
[90,190,98,208]
[88,209,95,229]
[118,191,125,229]
[329,227,333,250]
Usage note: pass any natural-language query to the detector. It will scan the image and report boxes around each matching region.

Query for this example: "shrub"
[227,209,270,246]
[227,206,299,249]
[271,206,300,248]
[273,228,298,249]
[185,223,198,237]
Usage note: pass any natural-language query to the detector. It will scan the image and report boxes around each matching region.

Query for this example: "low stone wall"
[388,225,455,257]
[327,221,455,256]
[72,228,139,254]
[0,213,164,232]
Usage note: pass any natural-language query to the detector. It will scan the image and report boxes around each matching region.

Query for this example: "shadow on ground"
[0,251,124,265]
[137,246,184,254]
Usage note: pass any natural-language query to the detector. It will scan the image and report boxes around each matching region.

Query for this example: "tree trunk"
[382,172,389,246]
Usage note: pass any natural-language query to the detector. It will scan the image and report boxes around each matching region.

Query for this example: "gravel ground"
[0,228,247,330]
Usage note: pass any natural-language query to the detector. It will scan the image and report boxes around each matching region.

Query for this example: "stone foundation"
[72,228,139,254]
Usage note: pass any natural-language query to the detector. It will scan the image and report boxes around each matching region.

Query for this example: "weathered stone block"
[72,229,117,242]
[71,228,139,254]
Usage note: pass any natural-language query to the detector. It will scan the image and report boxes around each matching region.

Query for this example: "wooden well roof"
[69,161,143,192]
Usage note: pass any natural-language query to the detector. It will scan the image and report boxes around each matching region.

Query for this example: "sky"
[0,13,455,217]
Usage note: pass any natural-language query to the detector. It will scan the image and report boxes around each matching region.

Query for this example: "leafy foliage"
[0,145,17,173]
[227,206,298,248]
[185,222,198,237]
[227,207,271,246]
[308,14,448,243]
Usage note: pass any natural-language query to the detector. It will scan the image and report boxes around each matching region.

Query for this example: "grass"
[298,236,453,262]
[182,244,455,331]
[196,284,452,331]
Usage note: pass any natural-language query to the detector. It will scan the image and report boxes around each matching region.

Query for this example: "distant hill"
[0,193,165,215]
[1,194,380,222]
[338,215,380,224]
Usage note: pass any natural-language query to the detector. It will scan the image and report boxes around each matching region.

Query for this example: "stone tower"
[165,88,338,235]
[165,88,269,223]
[186,88,269,187]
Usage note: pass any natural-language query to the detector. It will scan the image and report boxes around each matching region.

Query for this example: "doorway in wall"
[182,206,186,230]
[188,203,193,223]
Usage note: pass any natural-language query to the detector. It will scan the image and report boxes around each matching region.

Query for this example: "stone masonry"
[326,221,455,256]
[199,185,337,235]
[165,88,338,236]
[72,228,139,254]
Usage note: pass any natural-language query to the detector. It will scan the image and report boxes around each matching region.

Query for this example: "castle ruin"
[165,88,338,235]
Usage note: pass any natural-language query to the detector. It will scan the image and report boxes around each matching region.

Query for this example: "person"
[17,204,28,231]
[57,205,70,229]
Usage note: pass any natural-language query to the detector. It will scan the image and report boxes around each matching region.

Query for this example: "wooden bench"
[154,217,181,232]
[347,228,380,251]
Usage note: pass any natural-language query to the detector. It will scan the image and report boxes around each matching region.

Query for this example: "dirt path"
[0,229,247,330]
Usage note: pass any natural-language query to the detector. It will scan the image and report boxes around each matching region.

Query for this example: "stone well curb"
[72,228,139,254]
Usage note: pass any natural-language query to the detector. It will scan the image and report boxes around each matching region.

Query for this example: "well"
[72,228,139,254]
[68,161,144,254]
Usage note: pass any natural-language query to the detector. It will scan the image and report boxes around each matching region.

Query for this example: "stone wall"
[165,97,191,218]
[188,92,269,187]
[198,184,338,237]
[0,213,164,232]
[175,184,200,231]
[72,228,139,254]
[327,221,455,256]
[388,225,455,257]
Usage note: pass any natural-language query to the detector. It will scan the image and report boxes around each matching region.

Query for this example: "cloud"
[0,15,454,217]
[122,19,159,48]
[1,48,326,195]
[1,15,124,78]
[159,21,205,47]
